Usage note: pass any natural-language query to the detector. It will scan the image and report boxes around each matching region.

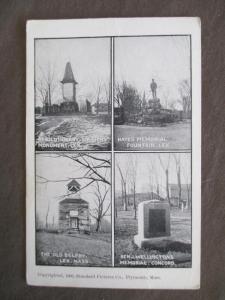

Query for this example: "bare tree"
[36,79,48,106]
[89,181,110,232]
[89,80,111,117]
[181,155,191,209]
[115,203,118,218]
[178,79,191,113]
[162,88,170,109]
[185,182,191,210]
[95,83,101,115]
[147,164,155,196]
[36,62,57,107]
[36,213,44,230]
[120,177,124,208]
[35,179,52,230]
[36,153,111,228]
[173,154,182,208]
[45,200,50,229]
[158,154,171,205]
[116,160,130,211]
[148,159,161,195]
[37,153,110,189]
[103,81,111,116]
[128,155,138,219]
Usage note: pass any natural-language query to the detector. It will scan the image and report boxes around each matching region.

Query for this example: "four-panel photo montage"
[35,36,192,268]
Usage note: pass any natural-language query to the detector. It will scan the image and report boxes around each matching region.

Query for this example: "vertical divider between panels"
[111,37,115,267]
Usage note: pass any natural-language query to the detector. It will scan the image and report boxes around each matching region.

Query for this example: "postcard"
[26,17,201,289]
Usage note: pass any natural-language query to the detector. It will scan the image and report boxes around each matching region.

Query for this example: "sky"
[115,152,191,196]
[35,38,110,107]
[36,153,111,226]
[115,36,191,108]
[35,36,190,109]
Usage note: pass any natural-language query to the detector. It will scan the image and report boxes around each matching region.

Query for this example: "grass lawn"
[115,208,192,268]
[36,231,112,267]
[114,120,191,150]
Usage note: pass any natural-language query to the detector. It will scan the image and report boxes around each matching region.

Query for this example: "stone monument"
[134,200,170,248]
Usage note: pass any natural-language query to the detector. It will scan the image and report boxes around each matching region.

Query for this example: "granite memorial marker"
[134,200,170,248]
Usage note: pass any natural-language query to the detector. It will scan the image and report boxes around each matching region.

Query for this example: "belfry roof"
[61,62,78,84]
[60,198,88,206]
[67,179,81,189]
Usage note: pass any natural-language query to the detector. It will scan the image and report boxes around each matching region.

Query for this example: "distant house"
[169,184,191,208]
[35,106,42,115]
[147,192,164,201]
[51,104,60,114]
[58,180,90,233]
[86,99,92,113]
[116,192,164,208]
[92,102,109,115]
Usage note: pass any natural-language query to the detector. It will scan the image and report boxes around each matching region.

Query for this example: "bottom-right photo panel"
[114,152,191,268]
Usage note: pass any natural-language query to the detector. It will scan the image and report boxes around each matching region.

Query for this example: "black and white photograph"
[114,152,191,268]
[114,36,191,151]
[26,18,201,289]
[35,152,112,267]
[35,38,111,151]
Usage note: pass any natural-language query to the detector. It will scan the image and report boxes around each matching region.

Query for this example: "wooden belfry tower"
[58,179,90,233]
[61,62,79,112]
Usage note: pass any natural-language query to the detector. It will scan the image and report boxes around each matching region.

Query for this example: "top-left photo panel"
[35,38,111,151]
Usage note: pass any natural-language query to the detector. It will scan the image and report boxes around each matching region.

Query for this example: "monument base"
[134,234,169,249]
[134,234,191,252]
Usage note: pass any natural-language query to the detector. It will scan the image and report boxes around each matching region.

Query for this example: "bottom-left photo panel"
[35,152,112,267]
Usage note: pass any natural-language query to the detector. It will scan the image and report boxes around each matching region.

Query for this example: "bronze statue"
[150,79,157,99]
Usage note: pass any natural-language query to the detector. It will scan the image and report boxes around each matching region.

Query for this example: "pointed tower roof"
[67,179,80,187]
[67,179,81,191]
[61,62,78,84]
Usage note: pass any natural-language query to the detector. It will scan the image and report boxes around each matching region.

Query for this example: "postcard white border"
[26,17,201,289]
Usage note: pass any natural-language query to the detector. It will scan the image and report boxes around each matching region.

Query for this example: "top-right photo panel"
[114,36,191,151]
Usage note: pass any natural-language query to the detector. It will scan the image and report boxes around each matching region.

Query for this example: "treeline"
[114,80,191,114]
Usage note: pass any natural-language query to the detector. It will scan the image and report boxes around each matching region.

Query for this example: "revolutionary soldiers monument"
[60,62,79,112]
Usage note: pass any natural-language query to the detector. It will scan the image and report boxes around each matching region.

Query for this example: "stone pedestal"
[134,200,170,248]
[148,98,161,109]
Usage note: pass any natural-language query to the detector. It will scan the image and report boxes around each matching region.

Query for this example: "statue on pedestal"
[150,79,157,99]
